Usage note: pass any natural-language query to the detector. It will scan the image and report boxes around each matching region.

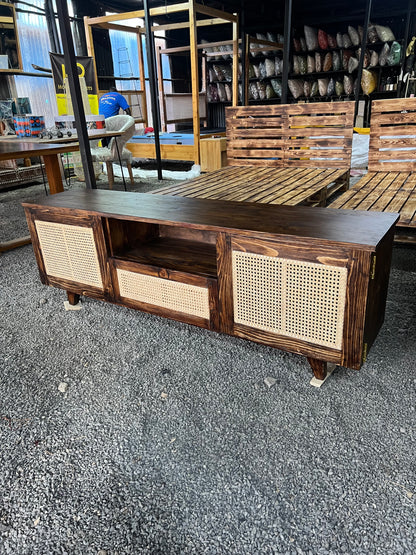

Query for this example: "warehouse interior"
[0,1,415,553]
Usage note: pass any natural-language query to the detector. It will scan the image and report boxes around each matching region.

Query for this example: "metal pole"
[241,4,247,105]
[143,0,163,180]
[55,0,96,189]
[398,0,414,97]
[281,0,292,104]
[354,0,372,124]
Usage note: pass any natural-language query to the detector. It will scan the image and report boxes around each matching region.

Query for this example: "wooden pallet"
[153,166,348,207]
[331,98,416,243]
[226,101,355,168]
[331,171,416,242]
[153,101,355,207]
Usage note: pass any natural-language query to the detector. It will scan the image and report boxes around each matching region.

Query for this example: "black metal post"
[398,0,414,97]
[45,0,61,54]
[241,5,247,105]
[354,0,372,124]
[55,0,96,189]
[281,0,292,104]
[143,0,163,180]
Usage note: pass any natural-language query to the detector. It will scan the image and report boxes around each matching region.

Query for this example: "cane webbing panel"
[35,220,103,288]
[232,251,348,350]
[117,269,210,320]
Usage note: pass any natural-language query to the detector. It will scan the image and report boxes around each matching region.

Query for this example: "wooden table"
[0,131,122,253]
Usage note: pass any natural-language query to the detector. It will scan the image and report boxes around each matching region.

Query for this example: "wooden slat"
[330,168,416,233]
[369,149,416,161]
[152,167,347,209]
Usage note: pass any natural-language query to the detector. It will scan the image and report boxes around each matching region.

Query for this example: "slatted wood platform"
[331,98,416,243]
[226,102,354,168]
[153,102,355,207]
[153,166,348,206]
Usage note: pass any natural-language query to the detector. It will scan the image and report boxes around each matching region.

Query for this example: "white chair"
[90,114,135,189]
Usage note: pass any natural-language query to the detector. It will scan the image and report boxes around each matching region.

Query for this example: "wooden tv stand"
[23,190,398,382]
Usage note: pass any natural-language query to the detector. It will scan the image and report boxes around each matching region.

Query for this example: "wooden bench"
[153,102,355,207]
[331,98,416,243]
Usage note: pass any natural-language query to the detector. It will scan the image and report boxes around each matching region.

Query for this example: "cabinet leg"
[64,291,82,311]
[67,292,80,305]
[307,357,336,388]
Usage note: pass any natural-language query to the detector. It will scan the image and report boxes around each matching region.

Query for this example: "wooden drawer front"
[117,268,210,319]
[35,220,103,288]
[232,251,348,350]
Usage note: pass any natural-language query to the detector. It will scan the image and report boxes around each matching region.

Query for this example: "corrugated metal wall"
[14,0,58,127]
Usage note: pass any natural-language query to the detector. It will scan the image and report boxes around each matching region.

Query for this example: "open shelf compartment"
[105,218,218,279]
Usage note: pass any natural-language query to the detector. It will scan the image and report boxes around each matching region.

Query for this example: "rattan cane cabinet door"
[34,219,104,289]
[230,237,353,360]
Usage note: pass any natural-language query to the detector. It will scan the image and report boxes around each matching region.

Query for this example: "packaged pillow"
[387,41,401,65]
[333,50,341,70]
[348,56,359,73]
[369,50,379,67]
[266,84,276,99]
[275,57,282,74]
[304,25,318,50]
[253,63,261,78]
[348,26,360,46]
[367,25,379,43]
[288,79,304,99]
[343,49,353,70]
[265,58,276,77]
[217,83,227,101]
[248,64,256,79]
[307,55,316,73]
[318,29,328,50]
[300,37,307,51]
[318,78,329,96]
[344,74,354,95]
[311,81,319,96]
[213,65,225,81]
[304,81,311,97]
[336,32,343,48]
[343,33,352,48]
[375,25,395,42]
[221,65,232,81]
[293,55,300,75]
[315,52,322,72]
[208,84,219,102]
[327,77,335,96]
[298,56,307,74]
[224,83,232,102]
[249,82,259,100]
[335,80,344,95]
[379,43,390,66]
[327,34,337,48]
[259,61,267,79]
[361,69,377,95]
[257,81,267,100]
[323,52,333,71]
[271,79,282,97]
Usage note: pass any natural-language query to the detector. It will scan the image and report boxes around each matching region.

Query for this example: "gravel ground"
[0,178,415,554]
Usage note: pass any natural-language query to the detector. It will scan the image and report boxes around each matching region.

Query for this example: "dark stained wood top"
[22,189,399,249]
[0,140,80,160]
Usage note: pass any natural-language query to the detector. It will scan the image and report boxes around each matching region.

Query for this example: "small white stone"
[58,382,68,393]
[264,376,277,388]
